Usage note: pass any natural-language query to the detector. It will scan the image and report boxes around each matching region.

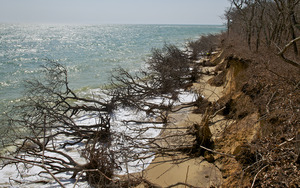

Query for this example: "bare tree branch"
[277,36,300,69]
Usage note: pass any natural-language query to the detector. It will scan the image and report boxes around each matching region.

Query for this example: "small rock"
[204,151,215,163]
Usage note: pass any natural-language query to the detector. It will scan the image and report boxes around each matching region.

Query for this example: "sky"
[0,0,230,25]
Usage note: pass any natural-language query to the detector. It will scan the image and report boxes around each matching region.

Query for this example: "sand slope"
[137,59,226,188]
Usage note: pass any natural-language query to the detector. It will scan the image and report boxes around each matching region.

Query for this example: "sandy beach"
[135,54,227,187]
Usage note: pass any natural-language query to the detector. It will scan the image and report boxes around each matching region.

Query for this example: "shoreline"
[133,52,227,187]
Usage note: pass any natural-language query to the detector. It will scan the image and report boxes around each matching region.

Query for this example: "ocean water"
[0,24,225,116]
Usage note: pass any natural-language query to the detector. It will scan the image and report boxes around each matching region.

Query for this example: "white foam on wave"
[110,107,163,175]
[0,89,197,187]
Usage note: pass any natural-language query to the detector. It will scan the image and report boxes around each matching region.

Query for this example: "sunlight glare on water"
[0,24,225,115]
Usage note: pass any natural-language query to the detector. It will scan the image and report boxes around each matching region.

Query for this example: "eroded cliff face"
[208,51,299,187]
[136,50,298,188]
[205,53,259,187]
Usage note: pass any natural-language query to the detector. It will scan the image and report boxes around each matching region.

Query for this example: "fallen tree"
[0,61,117,186]
[0,44,211,187]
